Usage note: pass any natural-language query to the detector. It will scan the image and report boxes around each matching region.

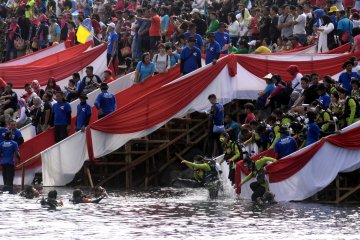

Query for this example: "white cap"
[107,22,116,29]
[263,73,273,79]
[248,40,256,46]
[190,8,200,14]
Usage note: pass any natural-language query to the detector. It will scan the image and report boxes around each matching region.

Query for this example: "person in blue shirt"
[0,124,8,144]
[338,61,360,94]
[0,131,21,193]
[205,32,221,65]
[94,83,116,119]
[166,45,180,67]
[316,83,331,109]
[77,66,102,95]
[8,121,24,146]
[224,114,239,142]
[305,111,320,146]
[52,91,72,143]
[82,0,93,17]
[106,22,119,67]
[160,7,170,39]
[180,37,202,75]
[184,23,204,52]
[214,22,231,54]
[337,10,353,44]
[76,94,92,132]
[206,94,224,157]
[134,52,155,83]
[274,126,298,159]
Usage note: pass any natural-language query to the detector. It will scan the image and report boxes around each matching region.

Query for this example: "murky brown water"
[0,187,359,240]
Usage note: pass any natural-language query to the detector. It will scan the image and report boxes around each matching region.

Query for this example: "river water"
[0,187,359,240]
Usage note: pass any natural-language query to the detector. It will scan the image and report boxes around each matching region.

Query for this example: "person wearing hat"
[180,37,202,75]
[191,8,207,36]
[219,132,241,184]
[257,73,275,109]
[0,131,21,193]
[76,94,92,132]
[103,69,115,83]
[274,126,297,159]
[338,61,360,94]
[241,156,276,203]
[94,82,116,119]
[184,23,204,52]
[106,21,119,67]
[205,32,221,65]
[214,22,231,54]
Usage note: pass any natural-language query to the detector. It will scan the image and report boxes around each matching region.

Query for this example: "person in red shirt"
[136,7,161,55]
[244,103,256,124]
[66,21,76,47]
[103,69,115,83]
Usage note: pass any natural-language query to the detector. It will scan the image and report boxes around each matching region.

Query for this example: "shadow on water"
[0,187,359,240]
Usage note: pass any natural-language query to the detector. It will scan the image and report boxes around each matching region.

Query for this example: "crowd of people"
[202,55,360,202]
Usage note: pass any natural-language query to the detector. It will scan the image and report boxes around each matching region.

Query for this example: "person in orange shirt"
[136,7,161,55]
[103,69,115,83]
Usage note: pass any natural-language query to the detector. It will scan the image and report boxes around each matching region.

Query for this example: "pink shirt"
[244,113,256,124]
[354,35,360,53]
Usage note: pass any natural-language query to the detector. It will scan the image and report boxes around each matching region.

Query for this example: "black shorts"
[150,36,161,50]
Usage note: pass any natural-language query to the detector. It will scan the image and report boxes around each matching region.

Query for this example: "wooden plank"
[336,183,360,204]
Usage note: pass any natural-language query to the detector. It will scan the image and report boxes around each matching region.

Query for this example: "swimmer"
[71,189,104,204]
[20,186,40,199]
[40,190,63,209]
[94,186,108,198]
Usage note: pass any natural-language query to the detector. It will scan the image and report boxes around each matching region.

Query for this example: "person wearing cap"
[338,61,360,94]
[241,156,276,203]
[191,8,207,36]
[53,91,72,143]
[257,73,275,109]
[219,132,241,184]
[76,94,92,132]
[103,69,115,83]
[184,23,204,52]
[180,37,202,75]
[214,22,231,54]
[106,22,119,67]
[94,82,116,119]
[274,126,297,159]
[205,32,221,65]
[0,131,21,193]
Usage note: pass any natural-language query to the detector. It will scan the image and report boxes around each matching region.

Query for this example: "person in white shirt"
[291,5,306,45]
[287,65,303,92]
[227,12,240,47]
[153,43,170,73]
[317,15,335,53]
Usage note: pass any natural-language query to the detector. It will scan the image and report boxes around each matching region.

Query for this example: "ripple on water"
[0,188,359,240]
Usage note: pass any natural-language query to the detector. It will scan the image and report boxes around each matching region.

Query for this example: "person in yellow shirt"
[254,39,272,54]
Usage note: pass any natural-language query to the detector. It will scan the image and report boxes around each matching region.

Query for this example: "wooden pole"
[21,166,25,190]
[86,166,94,188]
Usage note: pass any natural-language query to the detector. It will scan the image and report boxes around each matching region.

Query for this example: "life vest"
[203,161,219,185]
[223,140,240,161]
[343,97,360,119]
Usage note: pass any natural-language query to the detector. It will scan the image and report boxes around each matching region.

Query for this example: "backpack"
[154,54,170,69]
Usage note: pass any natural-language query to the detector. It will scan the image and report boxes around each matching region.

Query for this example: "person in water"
[241,156,277,204]
[94,186,108,198]
[20,186,40,199]
[71,189,104,204]
[181,155,221,199]
[40,190,63,209]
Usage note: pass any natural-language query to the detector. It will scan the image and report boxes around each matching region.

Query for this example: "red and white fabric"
[0,43,66,67]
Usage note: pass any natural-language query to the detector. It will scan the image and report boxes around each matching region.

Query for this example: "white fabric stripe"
[246,53,344,61]
[0,43,66,67]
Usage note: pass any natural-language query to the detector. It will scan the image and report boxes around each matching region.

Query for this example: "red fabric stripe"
[236,52,360,82]
[320,43,351,54]
[0,43,104,88]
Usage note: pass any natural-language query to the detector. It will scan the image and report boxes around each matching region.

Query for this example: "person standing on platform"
[76,94,92,132]
[106,22,118,67]
[8,120,24,146]
[94,83,116,119]
[205,32,221,65]
[207,94,224,157]
[214,22,231,54]
[180,37,202,76]
[52,91,72,143]
[0,131,21,193]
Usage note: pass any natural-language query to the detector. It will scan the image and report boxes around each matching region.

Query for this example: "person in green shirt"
[206,12,219,34]
[219,132,241,185]
[241,156,277,203]
[338,87,360,127]
[181,155,221,199]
